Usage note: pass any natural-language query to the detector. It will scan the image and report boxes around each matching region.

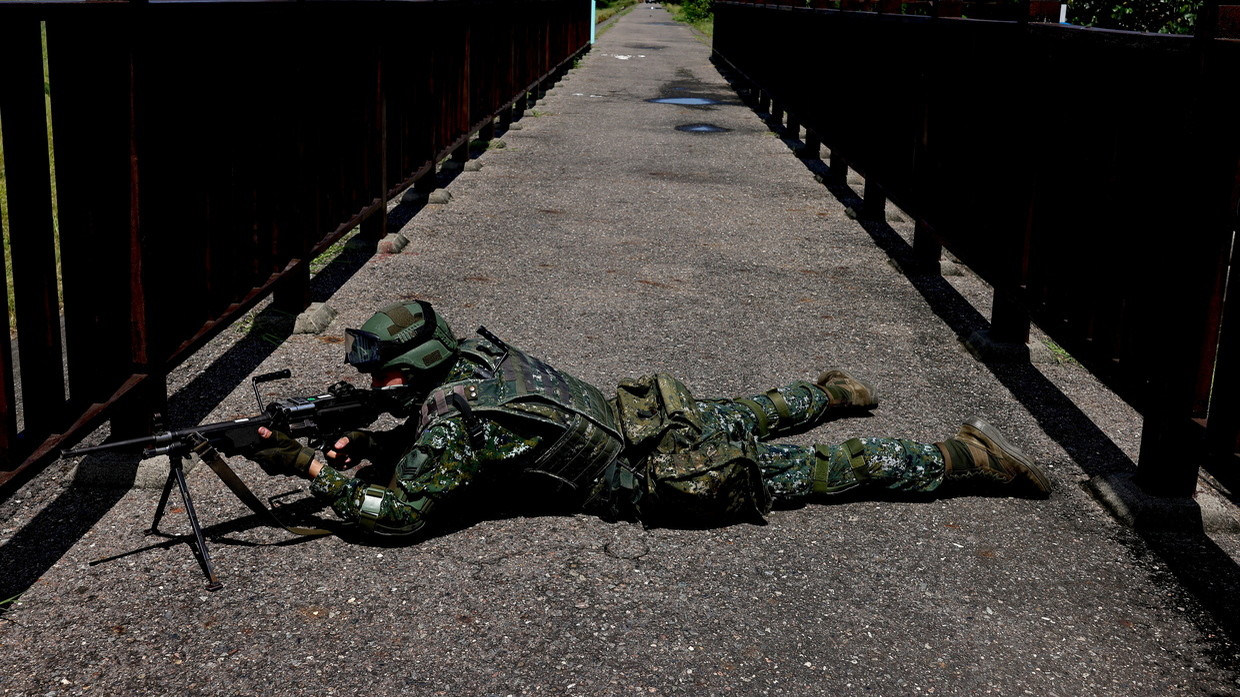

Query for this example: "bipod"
[147,444,223,591]
[135,411,337,590]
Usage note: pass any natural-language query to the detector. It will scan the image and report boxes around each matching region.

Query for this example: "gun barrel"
[61,433,160,458]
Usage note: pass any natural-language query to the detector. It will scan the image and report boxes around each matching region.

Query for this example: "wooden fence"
[0,0,591,497]
[714,0,1240,496]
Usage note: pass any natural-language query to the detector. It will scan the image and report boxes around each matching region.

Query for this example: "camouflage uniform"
[309,335,944,537]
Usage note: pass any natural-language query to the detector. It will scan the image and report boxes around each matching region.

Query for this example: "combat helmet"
[344,300,459,376]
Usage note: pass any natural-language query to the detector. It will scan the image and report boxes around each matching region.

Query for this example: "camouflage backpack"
[614,373,772,526]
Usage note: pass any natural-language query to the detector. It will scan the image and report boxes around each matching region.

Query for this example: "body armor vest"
[417,335,625,494]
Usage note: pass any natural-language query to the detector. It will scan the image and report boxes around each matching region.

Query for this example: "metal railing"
[0,0,591,497]
[714,0,1240,497]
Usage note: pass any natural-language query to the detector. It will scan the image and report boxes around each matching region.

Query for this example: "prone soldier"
[250,300,1050,537]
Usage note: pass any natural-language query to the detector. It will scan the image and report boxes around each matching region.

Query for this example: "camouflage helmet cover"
[345,300,458,375]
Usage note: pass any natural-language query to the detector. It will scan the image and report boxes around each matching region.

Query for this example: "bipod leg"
[153,453,223,591]
[146,460,178,535]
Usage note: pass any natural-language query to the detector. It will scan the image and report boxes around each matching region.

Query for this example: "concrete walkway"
[2,6,1239,695]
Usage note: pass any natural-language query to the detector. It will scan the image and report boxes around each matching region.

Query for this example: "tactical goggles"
[344,328,391,372]
[344,301,441,373]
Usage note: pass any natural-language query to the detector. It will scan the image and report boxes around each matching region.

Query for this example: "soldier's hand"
[252,427,317,476]
[325,430,376,470]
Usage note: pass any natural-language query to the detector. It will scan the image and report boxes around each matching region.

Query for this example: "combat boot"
[936,417,1051,495]
[816,369,878,411]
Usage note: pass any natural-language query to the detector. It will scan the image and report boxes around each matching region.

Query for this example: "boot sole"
[962,417,1051,495]
[816,369,879,410]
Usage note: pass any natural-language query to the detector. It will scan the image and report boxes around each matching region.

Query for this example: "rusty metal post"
[912,220,942,274]
[1207,190,1240,462]
[803,129,821,159]
[274,11,313,314]
[1137,412,1204,498]
[1204,209,1239,464]
[361,47,388,241]
[1135,23,1233,497]
[457,14,473,165]
[827,151,847,184]
[1136,226,1217,497]
[862,178,886,218]
[988,286,1031,345]
[911,60,934,267]
[46,9,136,414]
[112,1,169,438]
[0,222,14,470]
[988,179,1036,346]
[786,112,801,141]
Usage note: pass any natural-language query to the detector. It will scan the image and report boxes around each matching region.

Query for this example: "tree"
[1068,0,1202,34]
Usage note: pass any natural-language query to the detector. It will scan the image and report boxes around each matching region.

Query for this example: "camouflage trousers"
[701,381,945,503]
[606,374,945,526]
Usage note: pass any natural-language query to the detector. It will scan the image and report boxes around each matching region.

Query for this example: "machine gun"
[63,369,404,460]
[62,370,409,590]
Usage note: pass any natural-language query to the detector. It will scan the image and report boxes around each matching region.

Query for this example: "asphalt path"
[2,6,1239,696]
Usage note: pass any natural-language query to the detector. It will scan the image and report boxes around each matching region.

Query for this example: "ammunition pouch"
[616,373,772,527]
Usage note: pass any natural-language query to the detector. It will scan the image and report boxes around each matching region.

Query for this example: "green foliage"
[1068,0,1201,33]
[679,0,714,22]
[3,22,61,334]
[665,0,714,35]
[1043,340,1079,365]
[309,227,360,275]
[596,0,638,23]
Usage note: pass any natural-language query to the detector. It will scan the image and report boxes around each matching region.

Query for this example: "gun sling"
[190,435,336,537]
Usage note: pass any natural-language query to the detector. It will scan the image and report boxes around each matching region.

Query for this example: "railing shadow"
[0,175,455,609]
[0,241,369,606]
[0,79,556,611]
[714,58,1240,655]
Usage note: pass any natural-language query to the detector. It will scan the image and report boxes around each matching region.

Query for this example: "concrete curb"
[965,328,1056,364]
[1088,471,1206,532]
[378,232,410,255]
[293,302,336,334]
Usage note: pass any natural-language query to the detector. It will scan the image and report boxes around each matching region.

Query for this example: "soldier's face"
[371,368,408,388]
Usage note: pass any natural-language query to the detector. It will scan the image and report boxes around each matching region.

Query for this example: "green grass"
[664,0,714,36]
[2,22,61,337]
[309,227,361,275]
[0,592,22,613]
[1044,339,1079,365]
[232,306,295,346]
[596,0,638,24]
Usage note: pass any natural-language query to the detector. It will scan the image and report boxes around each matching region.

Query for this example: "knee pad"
[810,438,869,495]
